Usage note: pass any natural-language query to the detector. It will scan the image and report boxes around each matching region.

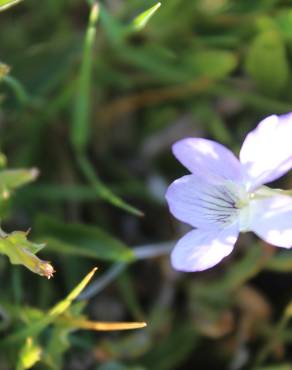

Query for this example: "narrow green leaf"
[100,2,161,43]
[131,2,161,32]
[0,268,97,346]
[118,45,189,84]
[71,3,142,216]
[76,154,143,216]
[35,215,134,262]
[0,168,39,208]
[99,4,125,44]
[0,0,22,12]
[71,2,99,152]
[49,268,97,316]
[2,75,31,105]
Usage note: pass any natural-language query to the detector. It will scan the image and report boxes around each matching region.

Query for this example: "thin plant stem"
[134,242,174,260]
[79,241,174,300]
[78,263,126,300]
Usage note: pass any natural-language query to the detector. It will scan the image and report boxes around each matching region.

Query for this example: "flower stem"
[78,241,174,300]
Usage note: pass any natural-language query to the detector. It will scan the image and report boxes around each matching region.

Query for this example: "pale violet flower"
[166,114,292,272]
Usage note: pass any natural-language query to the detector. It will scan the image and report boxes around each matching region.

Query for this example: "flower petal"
[240,114,292,189]
[171,223,239,272]
[165,174,241,230]
[248,195,292,248]
[173,138,244,182]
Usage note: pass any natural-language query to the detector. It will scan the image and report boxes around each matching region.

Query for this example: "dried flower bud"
[0,230,55,278]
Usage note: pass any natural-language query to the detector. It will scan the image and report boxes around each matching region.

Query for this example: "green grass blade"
[71,2,99,152]
[35,214,135,262]
[0,0,22,12]
[77,154,143,216]
[131,2,161,32]
[49,268,97,316]
[71,2,142,216]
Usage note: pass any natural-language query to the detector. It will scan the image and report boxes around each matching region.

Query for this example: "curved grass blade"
[71,2,142,216]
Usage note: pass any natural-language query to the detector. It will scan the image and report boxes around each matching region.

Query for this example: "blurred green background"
[1,0,292,369]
